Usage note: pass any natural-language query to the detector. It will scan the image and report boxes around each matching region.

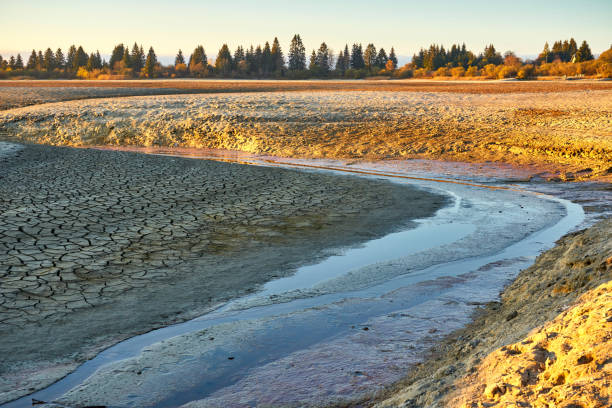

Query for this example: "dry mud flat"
[1,89,610,180]
[0,143,444,403]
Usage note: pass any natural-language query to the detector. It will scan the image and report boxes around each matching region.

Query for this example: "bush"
[434,67,450,77]
[465,66,480,77]
[517,64,535,80]
[450,67,465,77]
[496,65,517,79]
[596,62,612,78]
[482,64,497,79]
[413,68,430,78]
[393,66,413,78]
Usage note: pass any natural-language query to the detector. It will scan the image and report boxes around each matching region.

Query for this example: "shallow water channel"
[4,158,584,408]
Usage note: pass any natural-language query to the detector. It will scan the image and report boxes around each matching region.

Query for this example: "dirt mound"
[375,218,611,408]
[451,280,611,408]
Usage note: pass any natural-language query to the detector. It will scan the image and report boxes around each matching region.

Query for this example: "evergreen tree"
[308,50,317,71]
[15,54,24,69]
[86,53,96,71]
[271,37,284,73]
[26,50,38,70]
[175,49,185,66]
[143,47,157,77]
[43,48,55,71]
[121,48,131,69]
[343,44,350,71]
[389,47,398,69]
[480,44,502,66]
[73,46,88,71]
[246,45,256,73]
[316,42,331,74]
[576,40,594,62]
[336,50,346,73]
[568,38,578,59]
[55,48,65,70]
[262,42,273,76]
[109,44,125,70]
[288,34,306,71]
[130,43,144,72]
[37,51,44,69]
[67,45,77,71]
[216,44,233,76]
[364,44,377,71]
[376,48,388,68]
[350,44,364,69]
[9,56,16,70]
[188,45,207,71]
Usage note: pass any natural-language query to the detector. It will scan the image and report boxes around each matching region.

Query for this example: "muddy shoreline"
[0,143,447,404]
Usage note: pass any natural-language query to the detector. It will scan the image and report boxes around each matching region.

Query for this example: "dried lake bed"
[0,142,589,408]
[0,83,609,407]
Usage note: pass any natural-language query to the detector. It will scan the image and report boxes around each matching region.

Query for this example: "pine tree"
[262,42,272,76]
[389,47,398,69]
[364,44,377,71]
[568,38,578,59]
[67,45,77,71]
[316,42,330,74]
[43,48,55,71]
[37,51,44,69]
[175,49,185,66]
[188,45,207,73]
[15,54,24,69]
[216,44,233,76]
[109,44,125,71]
[336,50,346,73]
[73,46,88,71]
[130,43,144,72]
[26,50,38,70]
[309,50,317,71]
[121,48,131,69]
[271,37,284,73]
[143,47,157,77]
[350,44,364,69]
[376,48,388,68]
[576,40,594,62]
[288,34,306,71]
[9,56,16,70]
[55,48,65,70]
[343,44,350,71]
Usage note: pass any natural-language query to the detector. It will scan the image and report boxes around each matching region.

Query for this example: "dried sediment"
[374,218,611,408]
[0,143,444,403]
[1,90,610,180]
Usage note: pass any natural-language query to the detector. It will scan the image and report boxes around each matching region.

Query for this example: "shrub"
[517,64,535,80]
[393,66,413,78]
[434,67,450,77]
[413,68,430,78]
[596,62,612,78]
[465,66,480,77]
[482,64,497,79]
[450,67,465,77]
[496,65,517,79]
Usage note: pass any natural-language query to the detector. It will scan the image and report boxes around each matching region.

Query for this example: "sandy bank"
[375,218,611,408]
[0,144,445,404]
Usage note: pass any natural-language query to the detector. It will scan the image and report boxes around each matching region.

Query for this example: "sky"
[1,0,611,65]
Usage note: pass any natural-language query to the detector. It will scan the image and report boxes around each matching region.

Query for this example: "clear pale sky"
[1,0,611,64]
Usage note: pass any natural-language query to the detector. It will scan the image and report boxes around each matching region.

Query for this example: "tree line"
[1,36,610,80]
